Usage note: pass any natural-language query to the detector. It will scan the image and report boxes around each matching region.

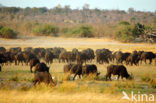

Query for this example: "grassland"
[0,36,156,103]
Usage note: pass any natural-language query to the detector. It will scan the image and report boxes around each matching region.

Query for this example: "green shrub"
[115,23,148,42]
[61,27,69,34]
[0,27,18,38]
[76,25,94,37]
[141,75,151,82]
[115,25,135,42]
[65,25,94,37]
[32,24,59,36]
[119,21,130,25]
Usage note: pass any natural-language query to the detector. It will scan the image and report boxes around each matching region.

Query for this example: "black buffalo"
[106,64,132,80]
[82,64,100,76]
[70,64,82,80]
[63,63,74,73]
[29,58,40,73]
[34,62,49,73]
[33,72,56,86]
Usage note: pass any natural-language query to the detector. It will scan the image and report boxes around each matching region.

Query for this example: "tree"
[128,8,135,14]
[119,21,130,25]
[0,27,18,38]
[32,24,59,36]
[83,4,90,10]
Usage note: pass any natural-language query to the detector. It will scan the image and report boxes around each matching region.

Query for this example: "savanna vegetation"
[0,5,156,42]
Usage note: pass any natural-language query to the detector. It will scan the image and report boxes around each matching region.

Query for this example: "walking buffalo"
[82,64,100,76]
[33,72,56,86]
[70,64,82,80]
[63,63,74,73]
[140,52,155,64]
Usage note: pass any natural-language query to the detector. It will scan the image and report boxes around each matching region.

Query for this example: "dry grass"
[0,90,130,103]
[0,36,156,103]
[0,36,156,52]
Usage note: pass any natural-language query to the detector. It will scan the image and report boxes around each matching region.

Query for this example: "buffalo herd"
[0,46,156,85]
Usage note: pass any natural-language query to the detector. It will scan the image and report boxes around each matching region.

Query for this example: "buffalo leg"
[30,66,33,73]
[149,59,152,64]
[73,74,77,80]
[79,75,81,79]
[117,75,120,80]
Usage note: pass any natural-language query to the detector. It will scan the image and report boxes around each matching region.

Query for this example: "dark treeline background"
[0,4,156,42]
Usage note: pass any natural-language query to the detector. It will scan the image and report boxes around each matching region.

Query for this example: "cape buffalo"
[29,58,40,73]
[33,72,56,86]
[70,64,82,80]
[45,51,54,64]
[63,63,74,73]
[140,52,155,64]
[34,62,49,73]
[106,64,132,80]
[82,64,100,76]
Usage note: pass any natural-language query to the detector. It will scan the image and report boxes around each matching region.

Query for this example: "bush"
[115,25,135,42]
[0,27,18,38]
[76,25,94,37]
[65,25,94,38]
[119,21,130,25]
[115,23,147,42]
[32,24,59,36]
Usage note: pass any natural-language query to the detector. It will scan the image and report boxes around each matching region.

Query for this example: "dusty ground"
[0,36,156,52]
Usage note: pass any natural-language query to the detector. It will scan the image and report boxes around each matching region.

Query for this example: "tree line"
[0,6,156,42]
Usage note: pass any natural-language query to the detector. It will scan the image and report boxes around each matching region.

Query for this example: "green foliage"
[116,25,135,42]
[61,27,69,34]
[153,17,156,23]
[9,75,19,81]
[133,23,145,37]
[68,25,94,37]
[119,21,130,25]
[115,23,148,42]
[141,76,151,82]
[0,27,18,38]
[32,24,59,36]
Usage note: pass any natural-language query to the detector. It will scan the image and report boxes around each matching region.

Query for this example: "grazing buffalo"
[140,52,155,64]
[70,64,82,80]
[9,47,21,54]
[23,52,37,65]
[63,63,74,73]
[106,64,132,80]
[29,58,40,73]
[96,48,112,64]
[34,62,49,73]
[45,51,54,64]
[0,53,8,65]
[24,47,33,52]
[33,72,56,86]
[76,52,87,64]
[82,64,100,76]
[52,47,66,60]
[126,52,140,66]
[14,52,25,65]
[0,47,6,54]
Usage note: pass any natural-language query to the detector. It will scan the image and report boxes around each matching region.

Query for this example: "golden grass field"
[0,36,156,103]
